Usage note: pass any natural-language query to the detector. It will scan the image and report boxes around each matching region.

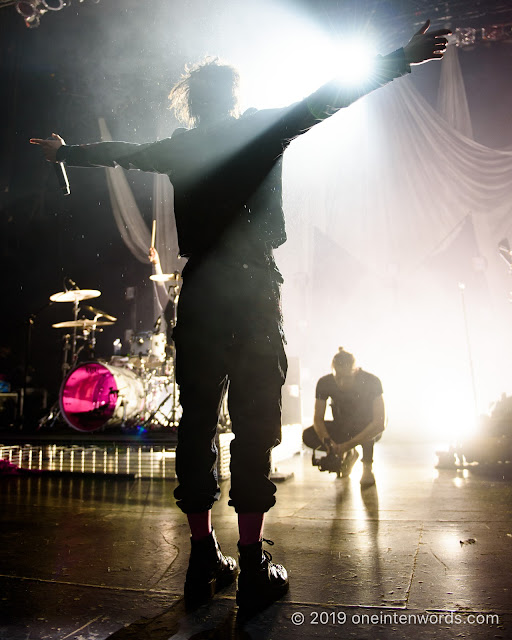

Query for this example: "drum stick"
[151,220,156,248]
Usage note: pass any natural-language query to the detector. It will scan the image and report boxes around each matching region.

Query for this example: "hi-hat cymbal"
[150,273,180,283]
[52,320,114,329]
[50,289,101,303]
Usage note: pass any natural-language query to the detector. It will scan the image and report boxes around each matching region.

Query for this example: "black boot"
[184,529,238,606]
[236,539,289,616]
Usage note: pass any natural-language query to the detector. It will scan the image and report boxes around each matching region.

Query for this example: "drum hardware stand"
[62,333,71,378]
[142,282,182,429]
[85,313,102,361]
[142,392,176,429]
[142,374,179,430]
[70,295,80,364]
[141,354,180,430]
[167,343,180,427]
[120,396,128,428]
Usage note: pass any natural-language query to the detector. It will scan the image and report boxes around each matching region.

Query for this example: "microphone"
[55,161,70,196]
[45,137,70,195]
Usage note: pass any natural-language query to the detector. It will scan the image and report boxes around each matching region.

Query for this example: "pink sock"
[187,511,212,541]
[238,512,265,546]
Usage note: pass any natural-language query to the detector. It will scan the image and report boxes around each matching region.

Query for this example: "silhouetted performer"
[303,348,385,487]
[31,20,449,615]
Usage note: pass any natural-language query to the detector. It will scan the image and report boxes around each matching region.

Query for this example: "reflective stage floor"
[0,442,511,639]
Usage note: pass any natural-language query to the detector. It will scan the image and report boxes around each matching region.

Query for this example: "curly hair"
[332,347,355,371]
[168,57,240,128]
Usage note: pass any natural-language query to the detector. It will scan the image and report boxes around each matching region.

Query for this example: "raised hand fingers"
[422,28,451,58]
[424,28,451,49]
[404,21,452,64]
[429,28,452,38]
[414,19,431,36]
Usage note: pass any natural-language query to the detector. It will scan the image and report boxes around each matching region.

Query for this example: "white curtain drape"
[98,117,151,264]
[99,117,183,276]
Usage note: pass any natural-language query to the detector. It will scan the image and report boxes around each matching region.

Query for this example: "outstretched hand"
[404,20,451,66]
[29,133,65,163]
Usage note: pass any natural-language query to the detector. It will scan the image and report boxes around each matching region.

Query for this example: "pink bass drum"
[60,361,145,432]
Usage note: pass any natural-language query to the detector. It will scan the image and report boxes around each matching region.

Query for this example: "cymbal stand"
[167,287,180,427]
[70,296,80,366]
[61,333,71,379]
[167,345,180,427]
[86,314,102,361]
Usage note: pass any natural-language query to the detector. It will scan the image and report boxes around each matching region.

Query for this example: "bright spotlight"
[334,39,376,86]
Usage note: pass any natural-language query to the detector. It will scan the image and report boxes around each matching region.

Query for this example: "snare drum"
[60,361,145,432]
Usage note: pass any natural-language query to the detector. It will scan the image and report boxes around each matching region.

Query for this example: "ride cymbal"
[50,289,101,302]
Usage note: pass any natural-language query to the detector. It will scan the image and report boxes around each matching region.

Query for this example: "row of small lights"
[451,24,512,46]
[15,0,99,29]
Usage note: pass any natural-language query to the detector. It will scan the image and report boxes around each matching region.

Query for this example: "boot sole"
[236,580,289,616]
[184,567,238,607]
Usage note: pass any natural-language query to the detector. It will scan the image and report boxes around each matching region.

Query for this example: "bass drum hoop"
[59,360,145,432]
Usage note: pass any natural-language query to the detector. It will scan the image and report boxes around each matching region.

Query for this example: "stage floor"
[0,442,511,639]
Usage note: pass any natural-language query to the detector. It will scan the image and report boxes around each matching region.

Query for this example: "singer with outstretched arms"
[31,21,449,615]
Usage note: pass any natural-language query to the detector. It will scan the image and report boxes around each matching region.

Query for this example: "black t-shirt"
[316,370,383,435]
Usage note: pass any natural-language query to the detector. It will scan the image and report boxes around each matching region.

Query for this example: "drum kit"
[44,276,183,433]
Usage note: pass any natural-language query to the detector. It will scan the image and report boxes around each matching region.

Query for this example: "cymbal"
[150,273,180,283]
[50,289,101,303]
[52,320,114,329]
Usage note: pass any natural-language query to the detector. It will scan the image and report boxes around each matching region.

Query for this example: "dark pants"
[173,254,287,514]
[302,421,376,464]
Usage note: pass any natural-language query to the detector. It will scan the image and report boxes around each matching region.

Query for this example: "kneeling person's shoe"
[360,466,376,488]
[184,529,238,606]
[236,539,289,617]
